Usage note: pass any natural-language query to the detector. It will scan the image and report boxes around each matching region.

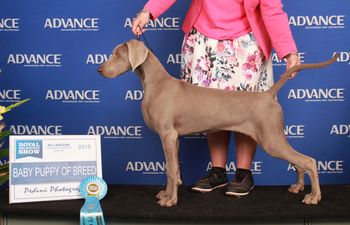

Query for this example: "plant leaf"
[0,130,11,139]
[6,98,31,111]
[0,163,9,172]
[0,148,9,158]
[0,123,5,132]
[0,174,9,186]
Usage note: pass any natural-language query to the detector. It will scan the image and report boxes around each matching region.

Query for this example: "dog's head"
[98,39,149,78]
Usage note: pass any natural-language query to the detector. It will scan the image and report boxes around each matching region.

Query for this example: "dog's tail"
[267,54,339,98]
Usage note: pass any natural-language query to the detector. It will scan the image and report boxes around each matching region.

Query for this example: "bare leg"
[234,132,256,170]
[207,131,230,168]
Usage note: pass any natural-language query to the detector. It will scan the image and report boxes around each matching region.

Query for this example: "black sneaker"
[225,168,254,196]
[191,167,228,193]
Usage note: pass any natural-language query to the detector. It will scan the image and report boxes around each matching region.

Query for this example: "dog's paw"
[288,183,304,193]
[302,193,321,204]
[156,190,177,207]
[156,190,167,200]
[157,196,178,207]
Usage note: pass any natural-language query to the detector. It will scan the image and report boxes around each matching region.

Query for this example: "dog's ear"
[126,40,149,71]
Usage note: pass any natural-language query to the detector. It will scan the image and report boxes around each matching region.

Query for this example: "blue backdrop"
[0,0,349,186]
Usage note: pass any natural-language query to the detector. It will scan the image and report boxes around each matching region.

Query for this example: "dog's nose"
[97,66,103,73]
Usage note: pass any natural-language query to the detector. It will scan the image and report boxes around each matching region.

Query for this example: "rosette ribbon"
[79,176,108,225]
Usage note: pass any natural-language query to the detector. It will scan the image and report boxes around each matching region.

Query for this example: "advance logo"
[284,125,305,139]
[183,133,207,139]
[10,125,63,135]
[288,88,345,102]
[207,161,263,175]
[0,18,20,31]
[45,90,100,103]
[124,17,180,31]
[44,18,99,31]
[288,160,344,174]
[7,54,62,67]
[330,124,350,138]
[335,52,350,65]
[271,52,305,67]
[289,15,345,29]
[125,90,144,101]
[126,161,166,175]
[87,125,143,139]
[0,89,22,103]
[86,54,110,64]
[167,53,182,64]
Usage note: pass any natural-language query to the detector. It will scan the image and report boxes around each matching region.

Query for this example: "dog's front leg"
[156,130,180,207]
[288,164,305,193]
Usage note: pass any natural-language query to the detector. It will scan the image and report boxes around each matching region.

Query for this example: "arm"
[259,0,297,59]
[132,0,176,36]
[144,0,176,19]
[260,0,300,77]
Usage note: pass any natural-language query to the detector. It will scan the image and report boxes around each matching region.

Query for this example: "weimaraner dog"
[98,39,337,207]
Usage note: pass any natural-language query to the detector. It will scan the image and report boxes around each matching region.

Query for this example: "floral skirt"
[180,29,273,92]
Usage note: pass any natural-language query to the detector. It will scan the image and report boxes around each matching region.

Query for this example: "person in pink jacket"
[132,0,300,196]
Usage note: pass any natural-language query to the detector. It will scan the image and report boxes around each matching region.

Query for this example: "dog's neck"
[134,51,170,92]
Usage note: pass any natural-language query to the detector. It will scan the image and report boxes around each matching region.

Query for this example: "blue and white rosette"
[79,176,108,225]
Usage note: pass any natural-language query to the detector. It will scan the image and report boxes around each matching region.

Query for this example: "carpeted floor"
[0,185,350,221]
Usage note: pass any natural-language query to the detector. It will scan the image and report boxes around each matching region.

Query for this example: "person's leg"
[207,131,230,168]
[234,132,256,169]
[191,131,230,192]
[225,132,256,196]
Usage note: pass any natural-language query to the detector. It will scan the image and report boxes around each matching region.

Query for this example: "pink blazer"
[144,0,297,59]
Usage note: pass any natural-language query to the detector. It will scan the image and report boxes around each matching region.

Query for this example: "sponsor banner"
[7,54,63,67]
[330,124,350,138]
[284,125,305,139]
[124,90,144,101]
[272,52,306,67]
[287,88,346,102]
[0,89,22,103]
[289,15,346,30]
[207,161,263,175]
[288,160,344,174]
[86,54,110,65]
[0,18,20,32]
[9,135,102,203]
[124,17,181,31]
[0,0,349,186]
[183,133,207,139]
[45,90,101,104]
[335,52,350,64]
[9,125,64,135]
[44,18,99,32]
[87,125,143,139]
[125,161,166,175]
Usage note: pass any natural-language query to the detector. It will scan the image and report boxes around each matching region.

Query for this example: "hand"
[132,8,151,37]
[285,52,300,79]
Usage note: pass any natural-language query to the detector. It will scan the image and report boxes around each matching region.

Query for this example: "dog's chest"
[141,101,156,131]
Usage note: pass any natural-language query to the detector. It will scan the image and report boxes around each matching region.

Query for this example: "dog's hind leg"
[288,164,305,194]
[253,106,321,204]
[260,137,321,204]
[156,129,181,207]
[282,149,320,204]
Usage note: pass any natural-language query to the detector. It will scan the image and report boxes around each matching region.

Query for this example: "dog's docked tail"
[267,54,339,98]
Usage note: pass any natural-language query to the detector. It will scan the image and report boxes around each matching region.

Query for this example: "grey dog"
[98,39,337,207]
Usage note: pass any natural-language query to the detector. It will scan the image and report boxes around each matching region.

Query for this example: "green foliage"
[0,98,30,186]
